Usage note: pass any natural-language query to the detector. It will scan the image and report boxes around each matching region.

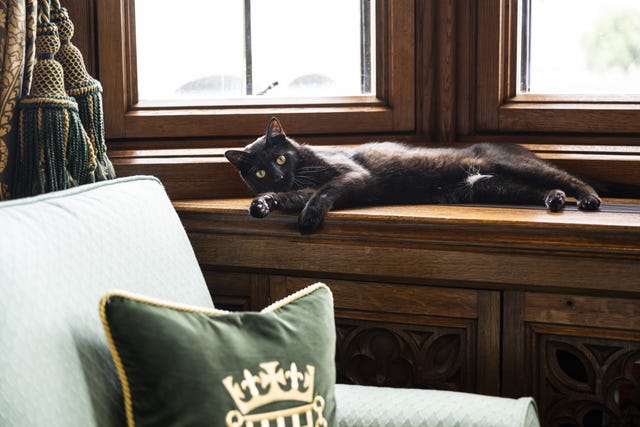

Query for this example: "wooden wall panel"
[203,270,269,311]
[503,291,640,425]
[269,276,479,319]
[61,0,96,76]
[435,0,456,142]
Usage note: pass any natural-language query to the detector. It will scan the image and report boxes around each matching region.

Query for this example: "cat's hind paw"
[578,194,601,211]
[249,195,275,218]
[544,189,566,212]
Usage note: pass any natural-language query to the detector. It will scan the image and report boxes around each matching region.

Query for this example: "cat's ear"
[225,150,253,170]
[265,117,286,145]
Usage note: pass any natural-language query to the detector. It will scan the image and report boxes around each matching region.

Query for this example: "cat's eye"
[255,170,266,179]
[276,155,286,165]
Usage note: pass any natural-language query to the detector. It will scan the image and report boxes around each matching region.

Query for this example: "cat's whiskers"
[296,165,332,173]
[293,168,335,188]
[292,165,334,189]
[293,174,324,188]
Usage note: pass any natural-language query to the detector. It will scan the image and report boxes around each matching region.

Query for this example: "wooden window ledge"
[174,198,640,296]
[174,199,640,295]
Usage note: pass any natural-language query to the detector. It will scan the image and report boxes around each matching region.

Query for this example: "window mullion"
[360,0,372,94]
[243,0,253,96]
[518,0,531,93]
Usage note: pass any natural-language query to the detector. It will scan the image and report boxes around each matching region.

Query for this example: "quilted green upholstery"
[335,384,540,427]
[0,177,214,427]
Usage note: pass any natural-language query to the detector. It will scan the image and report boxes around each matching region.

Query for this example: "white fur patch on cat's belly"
[466,173,493,186]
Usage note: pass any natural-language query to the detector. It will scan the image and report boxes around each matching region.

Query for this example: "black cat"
[225,117,601,234]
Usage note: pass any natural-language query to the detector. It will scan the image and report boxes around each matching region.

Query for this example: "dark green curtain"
[0,0,35,200]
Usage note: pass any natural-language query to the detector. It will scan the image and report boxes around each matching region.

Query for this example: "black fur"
[225,118,601,234]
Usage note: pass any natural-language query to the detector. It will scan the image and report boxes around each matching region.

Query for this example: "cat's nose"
[274,173,284,182]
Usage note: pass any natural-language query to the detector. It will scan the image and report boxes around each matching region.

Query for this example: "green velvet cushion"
[100,282,336,427]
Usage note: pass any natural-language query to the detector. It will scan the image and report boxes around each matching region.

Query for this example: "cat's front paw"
[544,189,566,212]
[249,195,275,218]
[578,194,601,211]
[298,202,326,234]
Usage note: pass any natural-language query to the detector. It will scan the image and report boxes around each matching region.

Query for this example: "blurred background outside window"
[519,0,640,94]
[134,0,375,103]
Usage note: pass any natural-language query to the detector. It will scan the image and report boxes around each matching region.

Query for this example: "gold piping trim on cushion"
[99,293,135,427]
[262,282,331,313]
[101,289,230,316]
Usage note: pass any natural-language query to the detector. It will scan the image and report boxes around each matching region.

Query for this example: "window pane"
[519,0,640,94]
[134,0,375,102]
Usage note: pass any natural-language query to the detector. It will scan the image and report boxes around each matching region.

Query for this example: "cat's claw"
[578,194,601,211]
[544,190,566,212]
[249,195,275,218]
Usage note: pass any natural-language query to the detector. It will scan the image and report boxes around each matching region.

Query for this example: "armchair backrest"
[0,176,214,427]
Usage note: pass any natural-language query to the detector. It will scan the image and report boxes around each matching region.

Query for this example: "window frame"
[476,0,640,134]
[96,0,415,141]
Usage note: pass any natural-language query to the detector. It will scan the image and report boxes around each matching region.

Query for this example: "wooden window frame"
[96,0,415,142]
[477,0,640,134]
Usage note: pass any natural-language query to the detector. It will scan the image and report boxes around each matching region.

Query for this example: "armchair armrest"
[335,384,539,427]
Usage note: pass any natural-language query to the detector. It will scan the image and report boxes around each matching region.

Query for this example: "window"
[518,0,640,95]
[97,0,414,140]
[134,0,374,102]
[477,0,640,134]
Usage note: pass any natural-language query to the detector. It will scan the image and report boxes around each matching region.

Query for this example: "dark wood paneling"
[113,156,253,199]
[335,317,473,391]
[524,292,640,331]
[176,199,640,295]
[202,270,269,311]
[504,290,640,425]
[415,0,435,141]
[62,0,96,76]
[528,322,640,426]
[502,291,527,398]
[477,290,501,396]
[269,276,479,319]
[435,0,456,142]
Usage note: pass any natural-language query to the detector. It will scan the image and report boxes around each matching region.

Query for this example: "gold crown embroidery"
[222,361,327,427]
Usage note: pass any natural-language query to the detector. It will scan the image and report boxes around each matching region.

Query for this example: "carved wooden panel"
[529,325,640,427]
[269,274,498,394]
[336,318,470,392]
[504,290,640,425]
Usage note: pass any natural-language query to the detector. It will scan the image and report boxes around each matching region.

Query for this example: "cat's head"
[225,117,299,194]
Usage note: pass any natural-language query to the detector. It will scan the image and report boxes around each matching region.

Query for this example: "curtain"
[0,0,35,200]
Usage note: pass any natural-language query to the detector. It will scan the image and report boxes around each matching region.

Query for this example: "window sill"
[174,197,640,296]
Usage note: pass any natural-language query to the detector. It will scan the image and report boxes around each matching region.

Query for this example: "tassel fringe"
[14,94,95,197]
[12,1,100,198]
[67,82,115,181]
